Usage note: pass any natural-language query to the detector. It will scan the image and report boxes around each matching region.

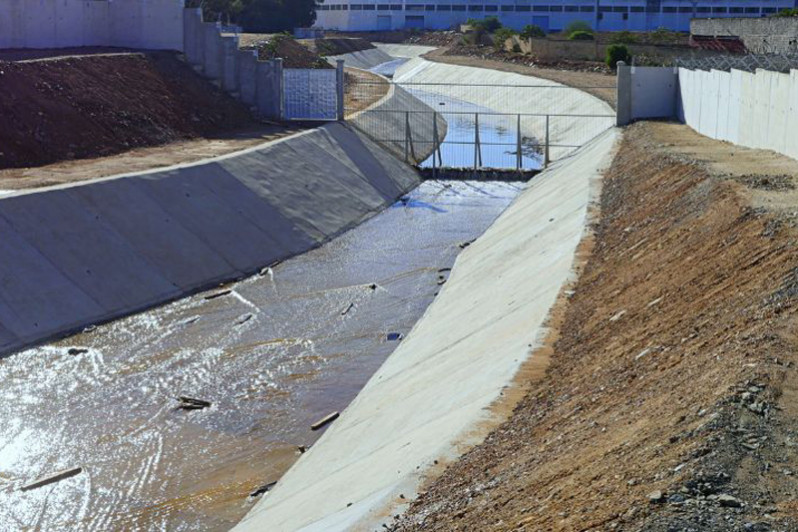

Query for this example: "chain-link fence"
[346,77,617,173]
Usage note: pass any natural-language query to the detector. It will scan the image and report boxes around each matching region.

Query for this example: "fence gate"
[282,67,340,121]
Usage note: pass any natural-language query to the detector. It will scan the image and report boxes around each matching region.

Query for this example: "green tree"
[187,0,320,32]
[520,24,546,40]
[564,20,593,37]
[467,16,503,33]
[569,30,594,41]
[493,27,517,51]
[606,44,631,69]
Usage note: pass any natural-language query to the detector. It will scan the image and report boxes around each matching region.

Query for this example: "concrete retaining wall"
[234,126,620,532]
[678,66,798,160]
[691,17,798,55]
[183,8,287,119]
[617,64,679,125]
[0,123,419,357]
[0,0,183,50]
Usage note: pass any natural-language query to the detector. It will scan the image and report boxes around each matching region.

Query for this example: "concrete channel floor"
[0,181,519,531]
[235,129,620,531]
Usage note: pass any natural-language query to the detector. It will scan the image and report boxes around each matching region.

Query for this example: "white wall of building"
[0,0,184,50]
[316,0,795,33]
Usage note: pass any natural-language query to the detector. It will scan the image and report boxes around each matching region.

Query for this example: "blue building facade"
[316,0,796,33]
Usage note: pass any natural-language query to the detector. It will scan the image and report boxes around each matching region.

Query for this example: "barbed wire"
[675,53,798,73]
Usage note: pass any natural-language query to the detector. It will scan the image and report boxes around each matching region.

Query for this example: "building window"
[565,5,578,11]
[663,6,677,13]
[580,6,595,12]
[762,7,777,13]
[623,12,628,19]
[468,5,483,11]
[550,6,563,12]
[712,6,727,13]
[452,5,466,11]
[426,5,436,11]
[501,5,514,11]
[485,5,498,11]
[362,4,375,9]
[533,6,549,12]
[390,4,402,10]
[406,4,424,10]
[599,6,612,12]
[516,5,531,11]
[318,4,329,10]
[729,7,744,13]
[744,7,759,13]
[378,4,390,10]
[437,4,451,11]
[678,6,692,13]
[696,6,710,13]
[613,6,628,12]
[631,6,644,12]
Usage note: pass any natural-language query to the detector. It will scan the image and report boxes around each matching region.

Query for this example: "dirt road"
[392,122,798,531]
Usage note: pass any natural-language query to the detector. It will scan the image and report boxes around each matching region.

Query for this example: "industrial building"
[316,0,796,33]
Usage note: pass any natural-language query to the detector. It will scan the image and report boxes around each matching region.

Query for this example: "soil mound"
[0,52,258,170]
[392,122,798,531]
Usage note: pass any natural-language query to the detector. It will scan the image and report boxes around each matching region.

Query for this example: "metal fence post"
[516,114,522,171]
[276,58,284,121]
[544,115,550,168]
[474,112,482,170]
[404,111,410,163]
[432,112,439,178]
[336,59,345,121]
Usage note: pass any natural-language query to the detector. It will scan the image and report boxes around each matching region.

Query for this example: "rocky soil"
[0,52,259,170]
[390,122,798,531]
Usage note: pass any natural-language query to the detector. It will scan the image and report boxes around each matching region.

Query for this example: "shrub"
[569,30,595,41]
[610,31,638,44]
[606,44,631,69]
[512,42,522,53]
[467,16,503,33]
[775,7,798,16]
[493,27,517,50]
[651,26,678,44]
[564,20,593,36]
[520,24,546,40]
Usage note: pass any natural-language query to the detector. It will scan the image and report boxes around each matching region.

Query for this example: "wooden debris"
[67,348,88,356]
[178,396,211,410]
[204,289,232,301]
[20,467,82,491]
[311,411,339,431]
[341,303,354,316]
[250,480,277,498]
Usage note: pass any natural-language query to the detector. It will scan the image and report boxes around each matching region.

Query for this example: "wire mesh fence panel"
[345,77,616,171]
[283,68,338,120]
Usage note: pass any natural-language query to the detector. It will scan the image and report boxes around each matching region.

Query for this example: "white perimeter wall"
[678,67,798,160]
[0,0,184,50]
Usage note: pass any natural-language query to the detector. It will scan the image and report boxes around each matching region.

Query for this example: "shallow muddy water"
[0,181,520,531]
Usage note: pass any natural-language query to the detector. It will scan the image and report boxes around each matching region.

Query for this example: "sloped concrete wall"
[0,123,419,357]
[393,58,615,161]
[234,127,620,532]
[0,0,183,50]
[678,66,798,161]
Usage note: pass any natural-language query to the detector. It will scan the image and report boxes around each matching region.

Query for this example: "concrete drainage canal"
[0,180,521,530]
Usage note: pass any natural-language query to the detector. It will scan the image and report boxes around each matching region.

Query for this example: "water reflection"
[0,181,521,531]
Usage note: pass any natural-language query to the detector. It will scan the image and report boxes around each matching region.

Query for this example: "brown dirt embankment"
[0,52,260,171]
[391,122,798,531]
